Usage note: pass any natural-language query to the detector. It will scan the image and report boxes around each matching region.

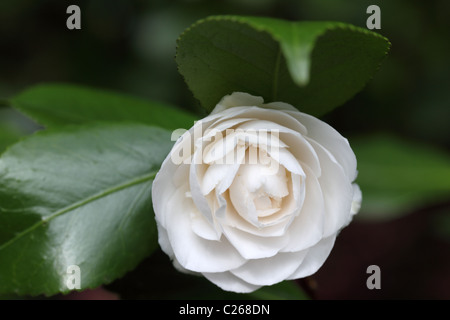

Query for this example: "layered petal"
[230,251,308,286]
[281,166,325,252]
[287,236,336,279]
[290,111,358,182]
[203,271,261,293]
[310,140,354,237]
[164,184,246,272]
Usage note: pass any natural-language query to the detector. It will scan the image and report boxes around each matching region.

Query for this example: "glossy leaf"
[353,134,450,220]
[176,15,390,115]
[0,123,173,296]
[0,125,24,153]
[9,83,197,130]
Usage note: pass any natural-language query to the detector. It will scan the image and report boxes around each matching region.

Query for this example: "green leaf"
[9,83,197,130]
[248,280,309,300]
[353,134,450,220]
[176,15,390,115]
[0,125,24,153]
[0,123,174,296]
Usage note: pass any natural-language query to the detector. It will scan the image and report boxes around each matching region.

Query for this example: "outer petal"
[290,111,358,181]
[191,210,221,241]
[212,92,264,114]
[250,128,321,177]
[237,118,307,139]
[203,271,261,293]
[310,140,353,237]
[213,106,308,136]
[152,149,185,226]
[351,183,362,215]
[230,251,308,286]
[281,166,324,252]
[156,223,174,258]
[264,101,298,112]
[204,117,253,138]
[222,225,288,259]
[287,235,336,280]
[165,185,246,273]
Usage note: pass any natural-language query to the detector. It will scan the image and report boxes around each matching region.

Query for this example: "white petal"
[213,105,309,138]
[267,147,304,176]
[171,115,222,165]
[201,163,229,195]
[256,172,301,227]
[165,186,246,272]
[211,92,264,114]
[152,151,183,226]
[291,111,358,181]
[282,166,324,252]
[202,128,287,166]
[277,132,321,177]
[221,191,290,237]
[228,158,292,226]
[230,251,308,286]
[202,130,247,164]
[214,188,229,220]
[291,171,306,206]
[172,163,190,187]
[235,124,320,177]
[351,183,362,215]
[172,258,199,276]
[190,148,216,227]
[203,271,261,293]
[228,165,257,225]
[264,101,298,112]
[156,223,174,258]
[204,117,253,139]
[234,129,288,149]
[234,107,308,135]
[191,209,221,241]
[311,140,353,237]
[222,225,288,259]
[287,236,336,279]
[237,119,305,142]
[216,145,247,193]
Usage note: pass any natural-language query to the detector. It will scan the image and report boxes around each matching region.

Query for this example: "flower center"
[253,192,282,217]
[229,147,289,226]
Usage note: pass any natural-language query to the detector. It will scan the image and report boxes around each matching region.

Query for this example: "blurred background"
[0,0,449,299]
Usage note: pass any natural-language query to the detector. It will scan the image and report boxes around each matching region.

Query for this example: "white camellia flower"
[152,92,362,293]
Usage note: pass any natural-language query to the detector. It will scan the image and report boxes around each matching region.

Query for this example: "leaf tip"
[290,60,311,87]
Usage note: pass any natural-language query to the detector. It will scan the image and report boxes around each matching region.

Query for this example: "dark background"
[1,0,449,299]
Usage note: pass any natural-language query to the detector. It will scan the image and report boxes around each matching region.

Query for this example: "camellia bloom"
[152,92,362,293]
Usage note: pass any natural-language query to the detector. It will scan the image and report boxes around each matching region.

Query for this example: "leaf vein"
[0,171,158,252]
